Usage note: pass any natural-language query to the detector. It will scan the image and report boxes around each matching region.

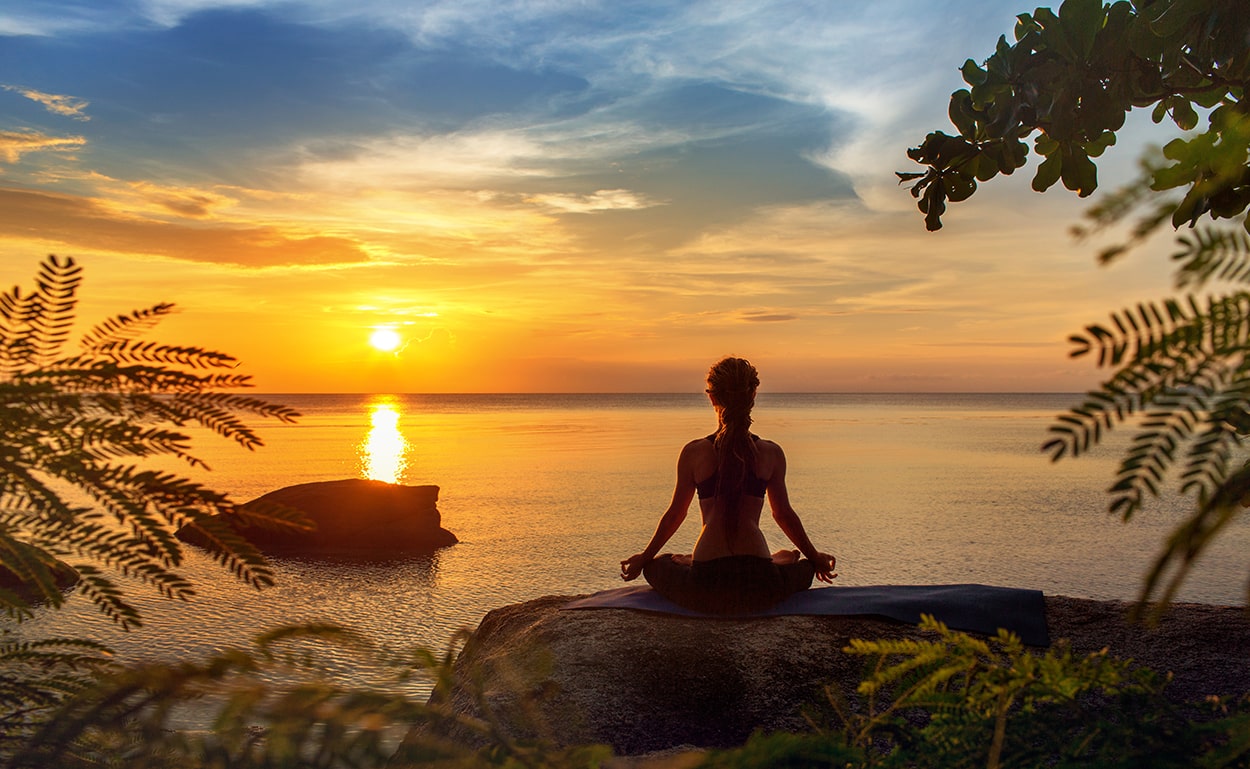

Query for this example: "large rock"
[177,479,457,555]
[0,558,80,600]
[424,594,1250,756]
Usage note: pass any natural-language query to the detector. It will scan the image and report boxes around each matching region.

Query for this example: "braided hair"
[705,357,760,542]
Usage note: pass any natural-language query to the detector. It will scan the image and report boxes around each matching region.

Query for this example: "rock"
[423,594,1250,756]
[177,479,458,555]
[0,558,79,600]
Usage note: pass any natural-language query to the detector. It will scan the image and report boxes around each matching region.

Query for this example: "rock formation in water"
[422,593,1250,755]
[0,559,80,600]
[176,478,458,555]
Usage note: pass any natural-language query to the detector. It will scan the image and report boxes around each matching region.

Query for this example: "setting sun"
[369,327,402,352]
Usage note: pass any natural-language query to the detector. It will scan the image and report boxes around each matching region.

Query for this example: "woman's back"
[690,435,780,561]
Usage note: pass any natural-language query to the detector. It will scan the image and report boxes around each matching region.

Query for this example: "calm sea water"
[14,393,1250,701]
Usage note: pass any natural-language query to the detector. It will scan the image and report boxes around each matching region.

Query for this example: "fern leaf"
[1,256,301,631]
[1173,226,1250,289]
[232,500,316,534]
[90,339,240,369]
[77,303,176,352]
[0,586,34,622]
[177,511,276,590]
[71,566,144,630]
[3,256,83,371]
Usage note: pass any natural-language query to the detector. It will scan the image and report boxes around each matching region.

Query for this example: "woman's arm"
[765,443,837,583]
[620,441,700,581]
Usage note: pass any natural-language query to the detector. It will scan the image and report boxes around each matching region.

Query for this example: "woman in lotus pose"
[620,357,836,614]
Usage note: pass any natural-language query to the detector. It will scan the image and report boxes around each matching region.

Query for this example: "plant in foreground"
[901,0,1250,608]
[802,615,1245,768]
[0,254,309,630]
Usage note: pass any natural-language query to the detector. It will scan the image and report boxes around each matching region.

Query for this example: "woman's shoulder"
[754,437,785,458]
[679,437,715,456]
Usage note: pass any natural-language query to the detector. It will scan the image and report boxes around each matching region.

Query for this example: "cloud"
[527,189,663,214]
[113,180,240,219]
[0,187,372,267]
[0,130,85,163]
[3,85,90,120]
[740,311,797,322]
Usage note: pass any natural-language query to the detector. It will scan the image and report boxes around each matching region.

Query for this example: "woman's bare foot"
[672,553,693,567]
[771,549,801,565]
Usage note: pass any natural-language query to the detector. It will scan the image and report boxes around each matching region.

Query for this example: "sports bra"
[695,434,768,499]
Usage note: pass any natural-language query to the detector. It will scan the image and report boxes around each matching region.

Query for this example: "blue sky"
[0,0,1185,391]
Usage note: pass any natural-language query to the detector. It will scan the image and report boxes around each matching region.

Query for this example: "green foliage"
[1046,140,1250,607]
[0,255,309,629]
[5,623,613,769]
[904,0,1250,608]
[0,635,115,759]
[700,731,862,768]
[899,0,1249,233]
[793,615,1244,769]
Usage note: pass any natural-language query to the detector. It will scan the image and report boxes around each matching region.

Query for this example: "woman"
[620,357,836,614]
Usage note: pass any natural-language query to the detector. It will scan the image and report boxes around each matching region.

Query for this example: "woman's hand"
[811,552,837,583]
[620,553,649,581]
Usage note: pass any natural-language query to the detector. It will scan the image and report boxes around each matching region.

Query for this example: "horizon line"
[246,390,1088,396]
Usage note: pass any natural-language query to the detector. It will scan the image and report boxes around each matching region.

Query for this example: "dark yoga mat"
[564,583,1050,646]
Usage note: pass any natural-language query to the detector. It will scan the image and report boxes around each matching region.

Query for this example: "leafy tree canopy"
[900,0,1249,236]
[903,0,1250,609]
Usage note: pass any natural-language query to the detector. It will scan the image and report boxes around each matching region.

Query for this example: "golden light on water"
[359,399,409,484]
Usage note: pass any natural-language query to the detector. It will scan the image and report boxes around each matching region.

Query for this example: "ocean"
[13,392,1250,701]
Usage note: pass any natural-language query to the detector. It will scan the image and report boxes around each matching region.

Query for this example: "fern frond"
[1137,475,1249,616]
[1046,292,1250,463]
[177,511,276,590]
[28,256,82,364]
[70,419,202,467]
[0,256,82,374]
[30,520,193,604]
[0,636,113,666]
[1106,378,1215,520]
[0,586,35,622]
[231,500,316,534]
[77,303,176,352]
[1067,295,1215,368]
[0,637,112,745]
[1177,371,1250,506]
[0,530,71,611]
[0,462,80,525]
[71,565,144,630]
[90,340,240,369]
[179,391,302,424]
[0,256,298,631]
[1173,226,1250,289]
[1043,350,1209,461]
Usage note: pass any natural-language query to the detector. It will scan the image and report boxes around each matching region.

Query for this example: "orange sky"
[1,1,1188,392]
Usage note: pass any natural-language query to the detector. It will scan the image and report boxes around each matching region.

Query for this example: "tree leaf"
[1059,0,1105,59]
[1033,153,1063,192]
[1060,147,1099,196]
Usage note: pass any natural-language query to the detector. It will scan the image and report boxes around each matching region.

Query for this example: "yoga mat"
[563,583,1050,646]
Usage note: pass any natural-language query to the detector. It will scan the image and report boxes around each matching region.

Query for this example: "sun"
[369,327,402,352]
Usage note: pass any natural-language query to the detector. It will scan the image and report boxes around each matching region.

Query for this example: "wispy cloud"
[0,187,372,267]
[0,130,85,163]
[740,311,798,323]
[527,189,662,214]
[113,180,240,219]
[4,85,90,120]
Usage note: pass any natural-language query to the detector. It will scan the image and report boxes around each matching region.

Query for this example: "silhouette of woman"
[621,357,836,614]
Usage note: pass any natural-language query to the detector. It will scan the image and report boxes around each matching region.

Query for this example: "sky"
[0,0,1190,393]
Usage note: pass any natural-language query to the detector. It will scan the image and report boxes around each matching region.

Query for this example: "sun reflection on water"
[359,398,409,484]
